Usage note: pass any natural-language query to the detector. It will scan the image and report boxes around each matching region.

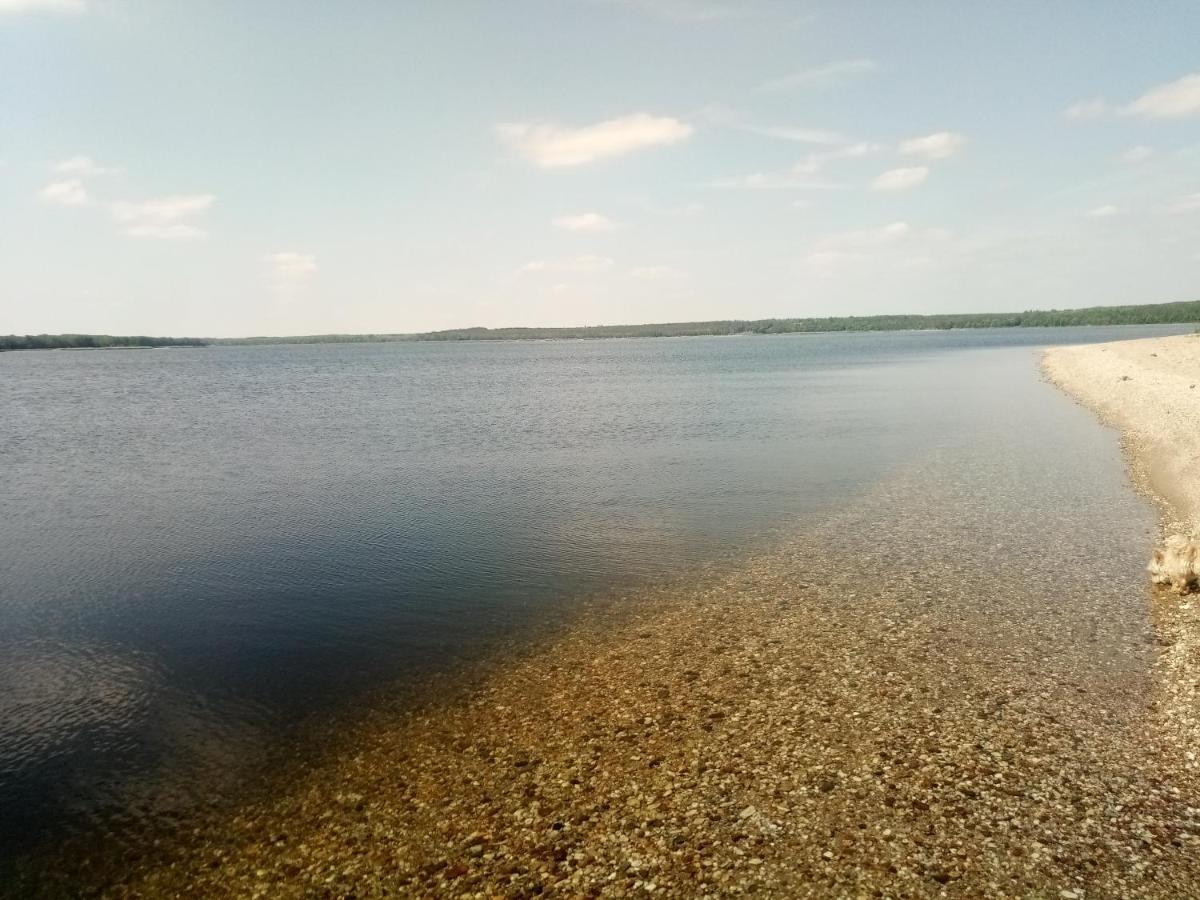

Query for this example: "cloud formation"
[871,166,929,192]
[39,179,89,206]
[735,124,853,146]
[1121,145,1154,164]
[756,59,876,93]
[1168,192,1200,215]
[553,212,618,232]
[899,131,966,161]
[1124,72,1200,119]
[804,221,951,271]
[1066,72,1200,122]
[518,255,615,274]
[793,141,881,175]
[497,114,692,168]
[264,252,318,288]
[1087,204,1118,218]
[1064,98,1108,120]
[111,194,215,240]
[52,155,112,177]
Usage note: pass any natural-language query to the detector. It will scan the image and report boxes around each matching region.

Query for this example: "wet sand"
[12,343,1200,898]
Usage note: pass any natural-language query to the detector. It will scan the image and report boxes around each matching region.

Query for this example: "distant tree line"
[7,298,1198,350]
[211,333,416,345]
[0,334,208,351]
[408,299,1200,341]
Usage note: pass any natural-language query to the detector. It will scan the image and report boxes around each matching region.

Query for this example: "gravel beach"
[1045,331,1200,796]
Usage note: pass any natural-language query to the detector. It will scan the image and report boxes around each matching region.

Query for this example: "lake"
[0,325,1190,859]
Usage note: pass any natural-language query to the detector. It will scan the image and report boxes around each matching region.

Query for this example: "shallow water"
[0,325,1189,858]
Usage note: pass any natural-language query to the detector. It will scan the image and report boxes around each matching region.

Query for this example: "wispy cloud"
[1121,145,1155,164]
[734,124,854,146]
[871,166,929,192]
[1087,204,1118,218]
[700,107,853,146]
[804,221,950,270]
[0,0,86,13]
[1124,72,1200,119]
[553,212,619,232]
[52,155,112,177]
[1167,192,1200,214]
[898,131,966,161]
[1064,97,1108,120]
[264,252,318,292]
[706,171,847,190]
[756,58,876,93]
[111,194,215,240]
[1067,73,1200,122]
[793,141,881,175]
[497,114,692,168]
[518,255,615,275]
[39,179,89,206]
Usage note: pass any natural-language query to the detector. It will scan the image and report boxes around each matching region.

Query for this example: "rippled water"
[0,325,1190,858]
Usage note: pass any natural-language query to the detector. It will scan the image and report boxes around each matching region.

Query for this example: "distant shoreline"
[4,298,1198,351]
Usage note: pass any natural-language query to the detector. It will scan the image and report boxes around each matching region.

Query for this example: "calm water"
[0,325,1190,856]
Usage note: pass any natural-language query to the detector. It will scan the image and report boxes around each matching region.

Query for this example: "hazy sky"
[3,1,1200,337]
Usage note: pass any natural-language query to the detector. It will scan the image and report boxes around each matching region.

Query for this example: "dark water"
[0,325,1190,857]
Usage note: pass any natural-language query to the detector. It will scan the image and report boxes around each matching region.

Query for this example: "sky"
[2,0,1200,337]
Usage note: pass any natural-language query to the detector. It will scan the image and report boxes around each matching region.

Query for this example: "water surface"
[0,325,1190,856]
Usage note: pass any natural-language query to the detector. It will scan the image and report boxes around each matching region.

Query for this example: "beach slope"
[1043,333,1200,533]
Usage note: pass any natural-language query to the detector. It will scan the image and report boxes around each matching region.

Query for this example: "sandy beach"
[1043,333,1200,535]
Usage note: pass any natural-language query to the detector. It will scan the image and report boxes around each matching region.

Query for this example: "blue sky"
[3,0,1200,336]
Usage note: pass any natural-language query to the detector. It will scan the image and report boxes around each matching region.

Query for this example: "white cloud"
[0,0,86,12]
[706,171,846,190]
[756,58,876,93]
[1168,192,1200,214]
[497,113,692,168]
[871,166,929,192]
[1121,145,1155,164]
[804,221,951,270]
[1124,72,1200,119]
[552,212,618,232]
[898,131,966,161]
[111,193,215,239]
[735,124,853,146]
[39,179,88,206]
[52,155,111,177]
[793,141,881,175]
[265,251,318,282]
[122,224,207,240]
[1064,97,1108,120]
[518,255,614,275]
[1087,204,1118,218]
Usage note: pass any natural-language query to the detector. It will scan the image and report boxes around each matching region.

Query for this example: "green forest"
[0,334,208,352]
[5,298,1198,350]
[407,299,1200,341]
